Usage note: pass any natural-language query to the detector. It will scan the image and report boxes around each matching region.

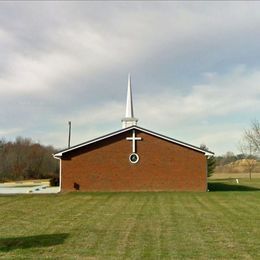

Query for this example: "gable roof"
[53,125,214,158]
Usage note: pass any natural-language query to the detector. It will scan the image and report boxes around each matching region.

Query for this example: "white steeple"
[125,73,134,118]
[121,73,138,128]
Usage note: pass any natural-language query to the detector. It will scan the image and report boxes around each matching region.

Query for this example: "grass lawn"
[0,179,259,259]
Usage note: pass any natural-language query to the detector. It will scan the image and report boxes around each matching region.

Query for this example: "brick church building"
[54,75,213,192]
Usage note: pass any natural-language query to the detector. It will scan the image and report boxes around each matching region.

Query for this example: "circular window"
[129,153,139,164]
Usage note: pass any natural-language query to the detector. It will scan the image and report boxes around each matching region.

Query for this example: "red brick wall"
[61,130,207,192]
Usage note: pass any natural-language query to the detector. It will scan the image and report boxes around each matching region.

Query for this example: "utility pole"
[68,121,71,148]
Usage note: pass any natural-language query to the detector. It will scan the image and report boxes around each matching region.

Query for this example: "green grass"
[0,180,260,259]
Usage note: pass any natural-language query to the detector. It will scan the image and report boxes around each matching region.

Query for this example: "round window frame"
[129,153,139,164]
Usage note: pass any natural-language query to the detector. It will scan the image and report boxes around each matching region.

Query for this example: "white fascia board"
[53,126,135,157]
[53,125,214,157]
[135,126,214,155]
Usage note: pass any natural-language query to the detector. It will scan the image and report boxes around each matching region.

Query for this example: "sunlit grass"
[0,180,259,259]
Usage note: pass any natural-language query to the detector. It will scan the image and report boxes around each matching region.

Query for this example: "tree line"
[201,120,260,178]
[0,120,259,182]
[215,152,259,173]
[214,120,260,179]
[0,137,58,182]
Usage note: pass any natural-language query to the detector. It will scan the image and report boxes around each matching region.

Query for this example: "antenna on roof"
[68,121,71,148]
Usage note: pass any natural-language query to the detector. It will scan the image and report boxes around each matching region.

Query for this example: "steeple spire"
[125,73,134,118]
[121,73,138,128]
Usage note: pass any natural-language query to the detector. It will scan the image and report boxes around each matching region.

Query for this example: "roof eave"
[53,125,135,157]
[53,125,214,157]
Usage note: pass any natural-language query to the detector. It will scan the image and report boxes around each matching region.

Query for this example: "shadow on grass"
[0,233,69,252]
[208,182,260,192]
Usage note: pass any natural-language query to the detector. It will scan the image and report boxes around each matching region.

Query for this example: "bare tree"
[0,137,58,181]
[245,120,260,152]
[239,136,257,180]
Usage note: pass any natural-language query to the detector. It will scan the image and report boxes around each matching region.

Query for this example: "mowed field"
[0,179,259,259]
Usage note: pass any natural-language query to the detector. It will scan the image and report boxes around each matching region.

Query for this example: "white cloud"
[1,2,260,98]
[130,66,260,154]
[137,66,260,127]
[0,27,14,47]
[51,100,123,128]
[1,2,260,155]
[193,129,242,155]
[0,127,24,137]
[37,64,260,153]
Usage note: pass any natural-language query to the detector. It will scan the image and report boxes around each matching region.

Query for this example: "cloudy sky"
[0,2,260,155]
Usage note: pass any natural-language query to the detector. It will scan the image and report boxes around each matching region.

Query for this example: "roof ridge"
[54,125,214,157]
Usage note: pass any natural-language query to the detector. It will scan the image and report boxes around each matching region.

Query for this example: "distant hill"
[215,159,260,173]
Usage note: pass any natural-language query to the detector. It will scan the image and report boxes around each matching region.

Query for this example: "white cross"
[126,130,142,153]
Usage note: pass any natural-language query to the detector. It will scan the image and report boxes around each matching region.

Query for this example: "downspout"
[53,155,62,193]
[204,151,213,192]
